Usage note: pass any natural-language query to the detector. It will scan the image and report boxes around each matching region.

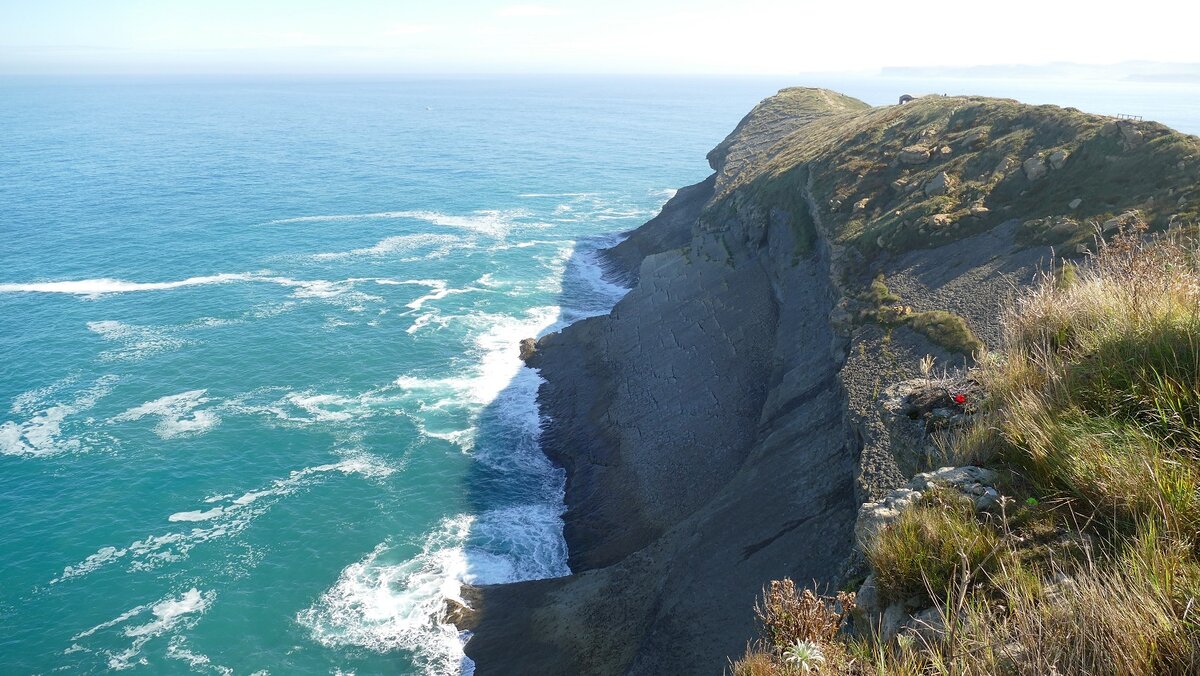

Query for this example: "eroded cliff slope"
[460,88,1200,674]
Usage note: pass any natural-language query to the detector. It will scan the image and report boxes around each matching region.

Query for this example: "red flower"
[953,393,967,405]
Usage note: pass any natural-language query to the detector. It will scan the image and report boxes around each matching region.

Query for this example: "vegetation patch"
[732,232,1200,674]
[857,276,983,356]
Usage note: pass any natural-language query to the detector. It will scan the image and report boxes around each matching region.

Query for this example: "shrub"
[729,647,778,676]
[754,579,854,648]
[906,310,984,356]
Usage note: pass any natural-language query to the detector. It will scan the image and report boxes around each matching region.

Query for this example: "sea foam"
[111,390,219,439]
[0,375,119,457]
[70,588,215,671]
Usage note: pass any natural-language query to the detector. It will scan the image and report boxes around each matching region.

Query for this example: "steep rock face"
[462,88,1200,674]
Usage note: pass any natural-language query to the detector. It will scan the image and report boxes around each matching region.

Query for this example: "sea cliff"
[458,87,1200,674]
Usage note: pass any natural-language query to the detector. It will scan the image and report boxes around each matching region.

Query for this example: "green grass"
[868,489,1002,606]
[906,311,984,356]
[857,276,984,356]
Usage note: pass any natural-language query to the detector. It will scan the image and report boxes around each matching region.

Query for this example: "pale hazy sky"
[2,0,1197,75]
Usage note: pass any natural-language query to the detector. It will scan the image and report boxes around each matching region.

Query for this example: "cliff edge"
[459,88,1200,674]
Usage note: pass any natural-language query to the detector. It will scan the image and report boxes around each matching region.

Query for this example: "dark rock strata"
[463,89,865,674]
[460,87,1200,673]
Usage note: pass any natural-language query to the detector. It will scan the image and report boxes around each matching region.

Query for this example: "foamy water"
[0,76,669,672]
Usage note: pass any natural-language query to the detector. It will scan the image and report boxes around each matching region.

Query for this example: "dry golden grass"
[734,232,1200,675]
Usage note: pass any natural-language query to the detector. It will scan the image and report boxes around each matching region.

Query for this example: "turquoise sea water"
[2,75,1198,675]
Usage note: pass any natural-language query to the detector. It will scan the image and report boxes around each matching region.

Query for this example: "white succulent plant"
[782,639,826,673]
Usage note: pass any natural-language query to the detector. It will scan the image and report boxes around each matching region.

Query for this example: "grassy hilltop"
[707,90,1200,257]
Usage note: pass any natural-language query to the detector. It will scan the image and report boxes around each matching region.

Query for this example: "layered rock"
[459,87,1200,674]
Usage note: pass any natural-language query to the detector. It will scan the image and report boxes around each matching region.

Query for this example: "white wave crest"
[111,390,219,439]
[309,234,459,261]
[0,273,386,305]
[54,455,394,583]
[0,273,253,295]
[70,588,215,671]
[0,375,119,458]
[263,209,540,238]
[298,517,473,676]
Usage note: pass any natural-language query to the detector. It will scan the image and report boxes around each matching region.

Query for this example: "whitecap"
[0,273,387,306]
[297,518,472,676]
[263,209,541,239]
[111,390,219,439]
[0,375,119,457]
[167,508,225,523]
[68,588,215,671]
[0,273,254,296]
[309,234,459,261]
[55,455,394,583]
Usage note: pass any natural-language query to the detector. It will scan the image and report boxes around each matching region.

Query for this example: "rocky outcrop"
[460,87,1200,674]
[899,145,932,165]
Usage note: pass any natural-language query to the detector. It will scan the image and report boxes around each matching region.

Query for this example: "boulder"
[879,604,908,643]
[518,337,538,363]
[857,574,881,614]
[1118,121,1144,146]
[960,127,988,147]
[898,145,932,165]
[901,607,947,644]
[1069,198,1082,210]
[854,197,871,213]
[1023,156,1048,181]
[930,213,954,228]
[911,466,999,510]
[855,488,923,552]
[993,156,1018,176]
[1102,209,1145,233]
[1048,149,1070,170]
[910,465,997,492]
[924,171,955,196]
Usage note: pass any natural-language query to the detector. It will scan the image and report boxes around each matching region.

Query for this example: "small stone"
[969,205,990,215]
[854,197,871,212]
[857,574,880,613]
[939,146,952,156]
[1069,198,1082,210]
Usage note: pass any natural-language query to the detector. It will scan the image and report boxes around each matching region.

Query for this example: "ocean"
[2,75,1198,675]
